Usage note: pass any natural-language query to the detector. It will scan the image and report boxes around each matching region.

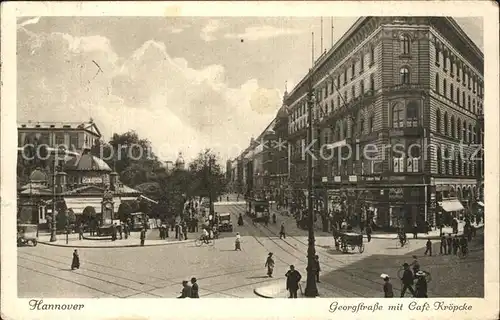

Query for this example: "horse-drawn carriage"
[332,227,365,254]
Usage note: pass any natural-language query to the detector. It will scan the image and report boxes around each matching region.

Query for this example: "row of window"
[435,44,483,97]
[435,109,482,143]
[435,73,482,114]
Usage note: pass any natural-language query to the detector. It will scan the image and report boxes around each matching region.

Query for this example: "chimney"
[109,171,118,191]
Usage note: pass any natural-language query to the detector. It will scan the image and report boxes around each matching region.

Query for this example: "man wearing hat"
[400,263,416,297]
[265,253,275,277]
[190,277,199,298]
[380,274,393,298]
[414,271,428,297]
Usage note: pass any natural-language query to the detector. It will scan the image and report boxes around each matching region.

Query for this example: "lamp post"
[50,156,58,242]
[304,70,319,297]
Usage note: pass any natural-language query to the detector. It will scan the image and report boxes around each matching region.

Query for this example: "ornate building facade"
[285,17,483,229]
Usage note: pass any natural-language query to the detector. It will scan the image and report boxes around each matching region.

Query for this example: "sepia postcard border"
[1,1,499,319]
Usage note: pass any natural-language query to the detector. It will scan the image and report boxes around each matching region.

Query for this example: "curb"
[38,239,195,248]
[253,288,273,298]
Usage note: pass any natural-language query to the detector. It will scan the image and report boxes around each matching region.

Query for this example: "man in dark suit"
[285,265,302,298]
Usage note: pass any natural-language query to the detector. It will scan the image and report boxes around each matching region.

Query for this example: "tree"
[188,149,227,200]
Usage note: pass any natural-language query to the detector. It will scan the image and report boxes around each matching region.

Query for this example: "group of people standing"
[382,256,428,298]
[178,277,200,298]
[439,233,469,255]
[264,252,321,298]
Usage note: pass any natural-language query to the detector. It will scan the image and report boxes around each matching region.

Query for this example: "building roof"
[29,169,48,182]
[18,120,102,137]
[64,152,112,172]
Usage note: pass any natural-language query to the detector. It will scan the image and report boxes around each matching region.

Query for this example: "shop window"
[406,101,418,127]
[443,112,449,136]
[436,109,441,133]
[392,103,405,128]
[400,67,410,84]
[407,143,420,173]
[400,34,411,55]
[55,133,65,146]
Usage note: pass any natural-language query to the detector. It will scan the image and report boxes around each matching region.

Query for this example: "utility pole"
[304,68,318,297]
[50,156,58,242]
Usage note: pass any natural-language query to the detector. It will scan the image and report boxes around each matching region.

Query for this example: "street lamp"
[304,70,319,297]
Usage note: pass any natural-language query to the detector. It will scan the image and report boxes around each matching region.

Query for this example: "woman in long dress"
[71,249,80,270]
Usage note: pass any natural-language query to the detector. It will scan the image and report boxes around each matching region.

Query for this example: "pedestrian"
[178,225,184,241]
[359,220,365,233]
[140,228,146,246]
[468,225,474,241]
[314,255,321,283]
[279,223,286,239]
[285,265,302,298]
[380,274,394,297]
[159,225,164,240]
[366,224,372,243]
[447,233,453,255]
[183,222,188,240]
[440,235,447,255]
[78,223,84,240]
[414,271,428,298]
[424,238,432,256]
[412,223,418,239]
[177,280,192,298]
[265,253,275,278]
[190,277,199,298]
[410,255,420,275]
[71,249,80,270]
[111,223,117,241]
[453,235,460,255]
[119,223,123,240]
[123,223,129,240]
[164,224,169,238]
[175,223,179,239]
[400,263,416,297]
[235,232,241,251]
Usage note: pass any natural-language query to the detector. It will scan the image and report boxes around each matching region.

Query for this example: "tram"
[246,198,270,223]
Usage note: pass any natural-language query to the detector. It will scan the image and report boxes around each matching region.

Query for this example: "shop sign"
[82,176,103,184]
[389,188,404,199]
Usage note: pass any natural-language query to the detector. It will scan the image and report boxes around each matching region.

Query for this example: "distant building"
[175,152,185,170]
[18,119,101,152]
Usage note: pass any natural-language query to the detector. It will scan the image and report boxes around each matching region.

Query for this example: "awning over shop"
[439,199,464,212]
[477,201,484,207]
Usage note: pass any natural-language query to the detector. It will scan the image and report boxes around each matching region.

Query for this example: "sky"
[16,16,483,163]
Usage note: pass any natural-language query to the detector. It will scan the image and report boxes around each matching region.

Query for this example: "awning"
[477,201,484,207]
[64,198,103,215]
[439,199,464,212]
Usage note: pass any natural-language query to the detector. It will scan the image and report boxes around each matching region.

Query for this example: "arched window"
[457,120,462,141]
[400,67,410,84]
[392,103,405,128]
[368,115,374,132]
[370,46,375,64]
[337,96,341,109]
[406,101,418,127]
[435,45,440,65]
[444,112,449,136]
[450,83,454,101]
[457,152,462,175]
[450,115,456,138]
[462,92,465,107]
[468,124,472,143]
[351,63,355,79]
[473,126,477,144]
[407,141,420,173]
[436,109,441,133]
[468,95,471,110]
[360,80,365,95]
[436,147,442,174]
[359,117,365,135]
[452,151,457,175]
[370,74,375,91]
[456,88,460,104]
[462,120,467,142]
[435,73,440,93]
[443,78,447,97]
[444,148,450,175]
[472,99,476,114]
[400,34,411,55]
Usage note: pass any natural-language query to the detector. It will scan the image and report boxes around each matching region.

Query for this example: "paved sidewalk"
[37,231,193,248]
[254,279,337,298]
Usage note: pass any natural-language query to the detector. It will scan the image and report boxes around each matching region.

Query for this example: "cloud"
[224,25,305,41]
[201,19,226,42]
[17,30,280,162]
